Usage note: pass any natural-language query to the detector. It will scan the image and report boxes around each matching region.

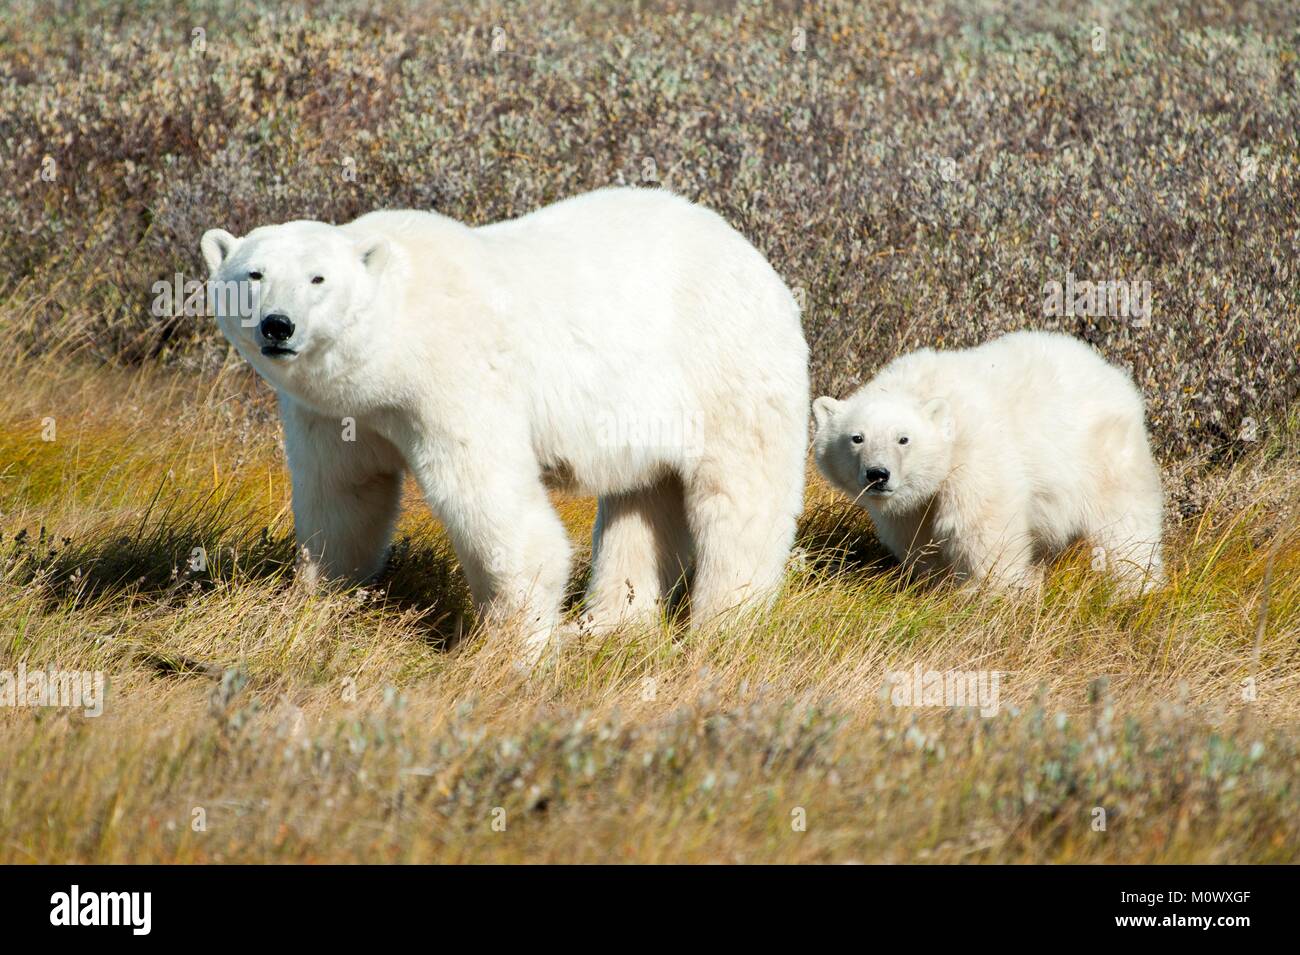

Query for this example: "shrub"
[1,0,1297,458]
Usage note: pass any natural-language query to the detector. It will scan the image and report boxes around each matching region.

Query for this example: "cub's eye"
[899,436,910,445]
[311,276,325,285]
[850,434,864,445]
[248,271,262,281]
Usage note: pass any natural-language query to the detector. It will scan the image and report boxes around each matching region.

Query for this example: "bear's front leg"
[410,438,573,666]
[870,503,947,583]
[280,398,406,588]
[938,495,1039,593]
[901,544,949,586]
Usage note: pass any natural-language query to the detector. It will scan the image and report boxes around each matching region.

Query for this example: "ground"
[0,358,1295,863]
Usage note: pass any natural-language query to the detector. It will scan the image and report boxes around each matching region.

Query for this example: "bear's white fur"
[813,331,1165,593]
[201,188,809,660]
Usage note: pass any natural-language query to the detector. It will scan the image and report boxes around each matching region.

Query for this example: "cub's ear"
[812,396,843,431]
[200,229,240,275]
[358,236,391,275]
[923,397,954,440]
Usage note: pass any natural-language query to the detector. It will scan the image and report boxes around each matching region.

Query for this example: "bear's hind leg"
[1085,422,1166,596]
[281,399,405,588]
[583,474,693,634]
[1089,495,1165,596]
[683,460,800,625]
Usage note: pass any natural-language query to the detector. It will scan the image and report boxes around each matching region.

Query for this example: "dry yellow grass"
[1,344,1297,863]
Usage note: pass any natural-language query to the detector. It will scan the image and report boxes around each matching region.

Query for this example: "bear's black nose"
[260,313,294,343]
[864,466,890,489]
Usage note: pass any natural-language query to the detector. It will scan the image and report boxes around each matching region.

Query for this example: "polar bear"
[812,331,1165,594]
[201,188,808,660]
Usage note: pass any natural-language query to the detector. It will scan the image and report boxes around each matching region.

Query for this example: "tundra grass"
[1,348,1297,863]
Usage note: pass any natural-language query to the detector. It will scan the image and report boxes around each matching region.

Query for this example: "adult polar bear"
[201,188,809,660]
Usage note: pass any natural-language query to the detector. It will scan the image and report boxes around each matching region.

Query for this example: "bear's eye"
[311,276,325,285]
[899,436,910,445]
[248,271,262,281]
[850,434,864,445]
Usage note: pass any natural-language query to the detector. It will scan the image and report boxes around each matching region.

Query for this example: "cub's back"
[969,331,1143,419]
[869,330,1147,464]
[957,333,1149,495]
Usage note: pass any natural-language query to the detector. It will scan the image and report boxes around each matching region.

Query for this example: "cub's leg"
[583,474,693,634]
[938,494,1039,591]
[870,503,949,583]
[281,398,405,587]
[1085,417,1166,596]
[1089,496,1165,595]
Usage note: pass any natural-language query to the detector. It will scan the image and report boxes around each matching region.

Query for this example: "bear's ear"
[357,236,391,276]
[200,229,240,275]
[812,396,843,431]
[923,397,954,441]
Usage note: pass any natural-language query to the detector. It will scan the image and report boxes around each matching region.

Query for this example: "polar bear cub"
[201,188,809,661]
[813,331,1165,593]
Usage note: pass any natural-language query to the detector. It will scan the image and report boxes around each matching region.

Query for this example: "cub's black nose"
[864,466,890,488]
[260,313,294,343]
